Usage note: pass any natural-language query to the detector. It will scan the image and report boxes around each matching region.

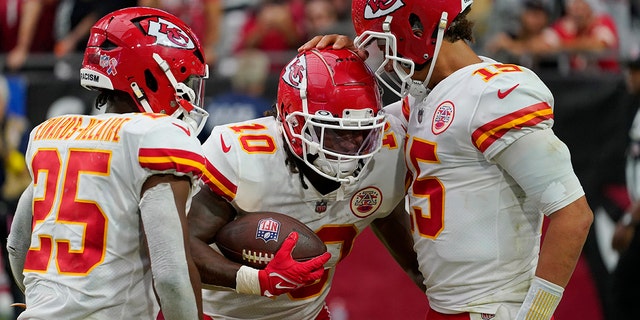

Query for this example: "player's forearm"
[536,197,593,287]
[187,259,204,320]
[190,238,241,289]
[370,204,425,292]
[154,276,201,320]
[6,184,34,293]
[140,183,200,319]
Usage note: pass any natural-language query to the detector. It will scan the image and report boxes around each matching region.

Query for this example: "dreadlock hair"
[266,103,309,189]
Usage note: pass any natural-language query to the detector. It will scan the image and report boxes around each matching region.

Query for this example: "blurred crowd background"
[2,0,640,319]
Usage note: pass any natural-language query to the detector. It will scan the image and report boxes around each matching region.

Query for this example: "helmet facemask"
[284,108,386,184]
[151,53,209,135]
[355,18,423,99]
[354,10,452,101]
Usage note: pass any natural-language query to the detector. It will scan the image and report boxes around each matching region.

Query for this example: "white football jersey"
[20,113,204,319]
[200,115,407,320]
[404,58,582,314]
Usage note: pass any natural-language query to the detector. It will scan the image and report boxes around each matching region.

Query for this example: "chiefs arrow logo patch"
[147,17,195,49]
[364,0,405,19]
[282,54,307,89]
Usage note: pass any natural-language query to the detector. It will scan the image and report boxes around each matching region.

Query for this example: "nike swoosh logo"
[274,282,297,290]
[220,134,231,153]
[172,122,191,136]
[497,84,520,99]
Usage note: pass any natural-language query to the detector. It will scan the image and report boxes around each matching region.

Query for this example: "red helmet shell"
[81,7,207,115]
[277,48,383,158]
[352,0,472,65]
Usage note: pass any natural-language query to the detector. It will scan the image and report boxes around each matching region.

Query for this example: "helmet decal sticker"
[282,54,307,89]
[147,17,195,49]
[99,54,118,76]
[363,0,405,19]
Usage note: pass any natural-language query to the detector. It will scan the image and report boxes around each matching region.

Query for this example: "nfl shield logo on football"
[256,218,281,243]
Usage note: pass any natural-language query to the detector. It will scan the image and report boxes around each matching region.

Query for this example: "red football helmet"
[80,7,209,134]
[277,48,386,183]
[352,0,473,98]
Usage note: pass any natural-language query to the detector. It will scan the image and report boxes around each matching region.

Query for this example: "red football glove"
[259,232,330,297]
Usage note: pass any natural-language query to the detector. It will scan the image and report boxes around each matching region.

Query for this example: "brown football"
[214,212,327,269]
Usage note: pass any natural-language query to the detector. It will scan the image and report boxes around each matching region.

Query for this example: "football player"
[188,48,422,319]
[300,0,594,319]
[7,7,208,320]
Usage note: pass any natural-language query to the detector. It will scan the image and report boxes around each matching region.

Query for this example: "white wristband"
[235,265,261,295]
[515,276,564,320]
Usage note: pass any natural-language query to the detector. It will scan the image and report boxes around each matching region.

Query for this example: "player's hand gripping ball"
[215,212,327,269]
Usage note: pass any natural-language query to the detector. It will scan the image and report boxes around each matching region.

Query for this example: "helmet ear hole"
[409,13,424,36]
[193,49,205,64]
[144,69,158,92]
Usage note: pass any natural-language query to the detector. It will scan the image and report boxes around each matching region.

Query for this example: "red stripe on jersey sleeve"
[138,148,205,178]
[471,102,553,153]
[200,159,237,202]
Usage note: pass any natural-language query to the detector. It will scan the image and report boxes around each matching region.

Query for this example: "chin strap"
[153,53,197,112]
[410,12,449,101]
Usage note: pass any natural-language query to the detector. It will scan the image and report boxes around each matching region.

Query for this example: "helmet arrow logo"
[282,55,307,89]
[364,0,405,19]
[147,18,195,49]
